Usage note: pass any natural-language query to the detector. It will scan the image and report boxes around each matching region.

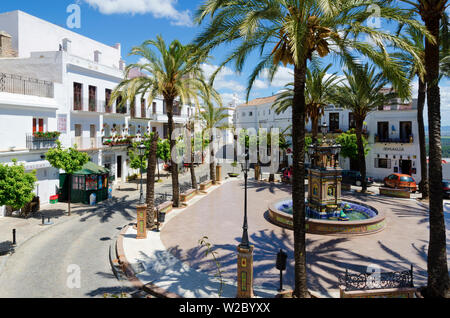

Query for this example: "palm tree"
[273,64,341,144]
[110,36,220,208]
[396,27,429,199]
[402,0,450,298]
[195,0,425,297]
[332,64,398,193]
[198,101,230,184]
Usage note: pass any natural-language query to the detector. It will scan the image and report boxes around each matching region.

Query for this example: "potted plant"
[228,161,240,178]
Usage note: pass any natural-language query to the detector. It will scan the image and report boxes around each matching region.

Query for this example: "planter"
[228,173,240,178]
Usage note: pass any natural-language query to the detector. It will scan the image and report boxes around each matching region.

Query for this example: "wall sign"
[383,147,405,152]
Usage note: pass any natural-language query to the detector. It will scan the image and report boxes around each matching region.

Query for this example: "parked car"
[383,173,417,192]
[341,170,374,186]
[443,180,450,199]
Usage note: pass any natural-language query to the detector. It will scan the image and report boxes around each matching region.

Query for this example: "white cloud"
[83,0,192,26]
[260,66,294,88]
[201,64,246,93]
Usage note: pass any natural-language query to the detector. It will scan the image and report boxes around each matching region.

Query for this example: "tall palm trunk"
[417,78,429,199]
[166,98,180,208]
[423,12,450,298]
[355,118,367,193]
[210,136,216,184]
[146,132,158,229]
[292,63,308,298]
[68,174,72,216]
[190,140,197,189]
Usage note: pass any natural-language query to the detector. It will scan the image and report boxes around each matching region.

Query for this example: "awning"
[73,161,110,175]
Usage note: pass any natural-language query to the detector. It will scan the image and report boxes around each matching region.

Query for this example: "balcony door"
[74,83,83,111]
[88,86,97,112]
[90,125,97,149]
[377,122,389,141]
[105,89,112,113]
[75,124,82,148]
[400,121,412,142]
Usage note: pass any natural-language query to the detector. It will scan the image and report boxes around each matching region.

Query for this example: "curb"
[115,224,182,298]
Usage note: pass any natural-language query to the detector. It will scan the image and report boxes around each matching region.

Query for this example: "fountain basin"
[268,198,386,236]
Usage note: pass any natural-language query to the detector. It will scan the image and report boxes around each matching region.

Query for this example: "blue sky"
[2,0,450,124]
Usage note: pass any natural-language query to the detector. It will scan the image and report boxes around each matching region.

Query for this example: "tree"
[144,132,159,229]
[129,142,148,189]
[0,159,37,213]
[198,102,230,184]
[195,0,424,297]
[402,0,450,298]
[336,129,370,162]
[110,36,221,208]
[156,139,171,181]
[46,141,89,216]
[273,64,342,143]
[332,64,397,193]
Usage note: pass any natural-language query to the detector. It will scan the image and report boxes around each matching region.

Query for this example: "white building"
[0,10,194,216]
[235,93,422,183]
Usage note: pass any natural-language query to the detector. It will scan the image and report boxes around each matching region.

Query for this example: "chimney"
[0,31,16,57]
[94,50,102,63]
[62,38,72,53]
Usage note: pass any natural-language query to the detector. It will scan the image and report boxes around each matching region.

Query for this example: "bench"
[379,187,411,198]
[157,201,173,215]
[180,189,197,203]
[199,180,213,191]
[339,266,416,298]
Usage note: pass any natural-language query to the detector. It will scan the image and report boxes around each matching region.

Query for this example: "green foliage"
[33,131,61,139]
[128,143,148,172]
[45,141,90,175]
[0,159,37,210]
[156,138,171,163]
[336,130,370,160]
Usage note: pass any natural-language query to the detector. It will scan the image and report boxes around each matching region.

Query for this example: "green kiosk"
[59,162,111,205]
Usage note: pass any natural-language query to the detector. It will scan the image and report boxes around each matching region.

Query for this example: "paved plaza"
[120,178,450,298]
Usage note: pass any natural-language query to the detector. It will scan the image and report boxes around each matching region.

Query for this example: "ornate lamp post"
[136,143,147,240]
[237,151,254,298]
[240,152,250,249]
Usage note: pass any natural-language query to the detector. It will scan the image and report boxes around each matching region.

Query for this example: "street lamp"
[321,123,328,140]
[240,151,250,249]
[138,143,146,205]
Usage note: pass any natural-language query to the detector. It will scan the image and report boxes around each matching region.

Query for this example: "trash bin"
[90,193,97,206]
[108,186,113,199]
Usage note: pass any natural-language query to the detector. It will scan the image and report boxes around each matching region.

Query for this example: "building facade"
[0,10,194,216]
[235,94,422,183]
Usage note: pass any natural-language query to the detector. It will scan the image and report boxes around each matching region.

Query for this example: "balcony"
[102,136,134,147]
[0,72,54,98]
[26,133,60,151]
[72,137,103,151]
[375,135,414,144]
[72,98,105,113]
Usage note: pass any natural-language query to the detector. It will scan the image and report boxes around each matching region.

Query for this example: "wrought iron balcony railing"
[375,134,414,144]
[26,134,59,150]
[0,73,54,98]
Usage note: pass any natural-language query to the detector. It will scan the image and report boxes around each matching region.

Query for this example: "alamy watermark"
[67,3,81,29]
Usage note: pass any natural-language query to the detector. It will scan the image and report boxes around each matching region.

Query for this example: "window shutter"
[374,158,378,168]
[39,119,44,132]
[33,118,37,133]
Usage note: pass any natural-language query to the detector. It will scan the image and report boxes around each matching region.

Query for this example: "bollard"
[42,214,45,225]
[12,229,16,245]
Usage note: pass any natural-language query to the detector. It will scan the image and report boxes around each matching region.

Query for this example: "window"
[249,112,253,116]
[375,158,391,169]
[75,124,82,137]
[400,121,412,142]
[73,82,83,110]
[90,125,96,138]
[349,113,356,129]
[329,113,340,132]
[242,112,246,117]
[153,102,157,114]
[377,122,389,142]
[400,176,414,182]
[33,118,44,133]
[88,86,97,111]
[105,89,112,112]
[116,96,126,114]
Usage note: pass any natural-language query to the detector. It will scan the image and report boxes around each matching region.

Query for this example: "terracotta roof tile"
[237,95,280,107]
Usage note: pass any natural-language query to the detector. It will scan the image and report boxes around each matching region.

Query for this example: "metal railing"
[0,73,54,98]
[72,137,103,151]
[26,134,59,150]
[375,134,414,144]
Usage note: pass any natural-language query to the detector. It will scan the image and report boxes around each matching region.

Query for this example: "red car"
[383,173,417,192]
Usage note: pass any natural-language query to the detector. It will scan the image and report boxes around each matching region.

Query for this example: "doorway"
[117,156,122,180]
[400,159,412,175]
